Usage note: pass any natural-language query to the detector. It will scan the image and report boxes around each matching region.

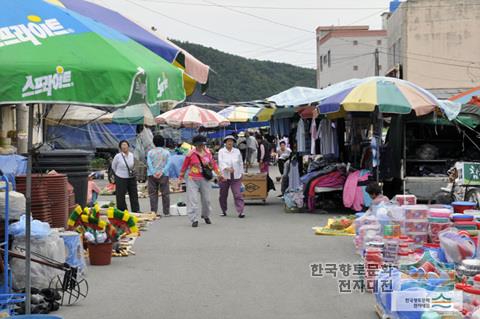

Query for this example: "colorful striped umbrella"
[156,105,230,128]
[0,0,185,107]
[56,0,209,96]
[318,77,441,116]
[218,106,261,122]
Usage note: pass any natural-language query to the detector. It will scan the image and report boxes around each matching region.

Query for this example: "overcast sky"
[91,0,391,68]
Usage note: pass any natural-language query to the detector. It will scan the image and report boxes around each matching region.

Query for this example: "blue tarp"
[0,154,27,187]
[46,123,137,150]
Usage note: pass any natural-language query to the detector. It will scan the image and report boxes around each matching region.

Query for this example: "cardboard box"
[242,173,267,200]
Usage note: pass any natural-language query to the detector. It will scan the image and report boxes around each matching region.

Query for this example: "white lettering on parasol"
[157,73,169,98]
[0,16,73,48]
[22,66,74,98]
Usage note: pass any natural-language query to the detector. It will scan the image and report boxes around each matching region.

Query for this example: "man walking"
[245,131,257,168]
[147,135,171,217]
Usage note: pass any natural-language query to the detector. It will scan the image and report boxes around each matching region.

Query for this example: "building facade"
[316,26,387,88]
[386,0,480,91]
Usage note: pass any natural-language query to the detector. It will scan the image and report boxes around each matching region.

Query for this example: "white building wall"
[387,0,480,90]
[317,36,388,88]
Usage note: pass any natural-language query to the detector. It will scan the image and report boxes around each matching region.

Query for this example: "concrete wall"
[387,0,480,89]
[0,105,44,148]
[317,36,388,88]
[386,6,406,72]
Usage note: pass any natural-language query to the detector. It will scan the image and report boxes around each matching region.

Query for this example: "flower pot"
[88,242,113,266]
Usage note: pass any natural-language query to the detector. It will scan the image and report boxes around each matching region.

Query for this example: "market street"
[58,179,373,319]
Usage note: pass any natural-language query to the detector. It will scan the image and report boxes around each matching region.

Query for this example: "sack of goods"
[0,191,26,220]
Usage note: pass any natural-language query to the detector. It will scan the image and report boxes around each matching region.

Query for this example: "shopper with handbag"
[111,140,140,213]
[179,135,221,227]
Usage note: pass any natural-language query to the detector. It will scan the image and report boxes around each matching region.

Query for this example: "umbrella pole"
[24,104,33,314]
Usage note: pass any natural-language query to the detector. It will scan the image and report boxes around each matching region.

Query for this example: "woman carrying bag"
[179,135,222,228]
[111,140,141,213]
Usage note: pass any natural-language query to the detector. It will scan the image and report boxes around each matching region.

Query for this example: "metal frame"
[0,174,25,314]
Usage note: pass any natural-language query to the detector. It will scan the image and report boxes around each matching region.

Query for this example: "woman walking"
[218,135,245,218]
[111,140,140,213]
[179,135,221,227]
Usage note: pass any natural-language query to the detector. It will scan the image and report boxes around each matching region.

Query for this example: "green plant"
[90,157,107,170]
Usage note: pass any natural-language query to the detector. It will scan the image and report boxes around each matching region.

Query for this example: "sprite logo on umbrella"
[1,15,74,47]
[157,72,169,98]
[22,65,74,97]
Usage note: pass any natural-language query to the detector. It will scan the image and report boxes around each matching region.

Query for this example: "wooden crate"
[242,173,267,201]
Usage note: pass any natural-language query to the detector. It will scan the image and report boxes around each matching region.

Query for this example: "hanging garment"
[318,119,337,156]
[296,119,306,153]
[343,170,371,211]
[371,137,379,168]
[288,159,302,191]
[310,119,317,155]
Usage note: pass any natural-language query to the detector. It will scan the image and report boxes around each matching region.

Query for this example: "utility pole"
[374,48,381,182]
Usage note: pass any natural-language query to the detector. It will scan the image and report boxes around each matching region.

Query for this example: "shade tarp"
[46,104,156,125]
[46,122,137,150]
[449,86,480,104]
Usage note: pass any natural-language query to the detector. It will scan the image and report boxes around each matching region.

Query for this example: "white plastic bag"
[10,215,51,238]
[0,191,25,220]
[11,232,66,290]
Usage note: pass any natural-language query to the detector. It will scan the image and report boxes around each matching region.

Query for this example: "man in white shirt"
[218,135,245,218]
[245,131,257,167]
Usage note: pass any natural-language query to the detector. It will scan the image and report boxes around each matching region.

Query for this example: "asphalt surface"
[57,173,375,319]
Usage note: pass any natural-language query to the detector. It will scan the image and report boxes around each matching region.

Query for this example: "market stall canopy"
[56,0,209,96]
[448,86,480,105]
[217,106,262,123]
[318,77,452,117]
[0,0,186,107]
[46,104,156,125]
[156,104,230,128]
[267,80,362,107]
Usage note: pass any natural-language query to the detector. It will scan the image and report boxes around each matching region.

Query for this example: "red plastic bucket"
[88,242,113,266]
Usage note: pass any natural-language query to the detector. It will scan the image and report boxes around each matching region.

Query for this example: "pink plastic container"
[404,205,429,220]
[405,221,429,233]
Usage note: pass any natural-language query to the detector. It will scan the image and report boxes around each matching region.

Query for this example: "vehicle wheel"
[429,191,455,205]
[465,189,480,208]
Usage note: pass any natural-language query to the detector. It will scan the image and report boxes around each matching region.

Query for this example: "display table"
[242,173,267,203]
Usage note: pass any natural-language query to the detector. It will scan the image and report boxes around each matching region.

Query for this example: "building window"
[323,55,327,63]
[353,40,358,45]
[320,58,323,72]
[377,39,382,45]
[353,65,358,71]
[327,50,331,67]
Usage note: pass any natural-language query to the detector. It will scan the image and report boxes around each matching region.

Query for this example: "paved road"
[58,177,374,319]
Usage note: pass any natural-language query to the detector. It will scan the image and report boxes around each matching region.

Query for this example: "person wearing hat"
[179,135,221,227]
[218,135,245,218]
[87,172,101,207]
